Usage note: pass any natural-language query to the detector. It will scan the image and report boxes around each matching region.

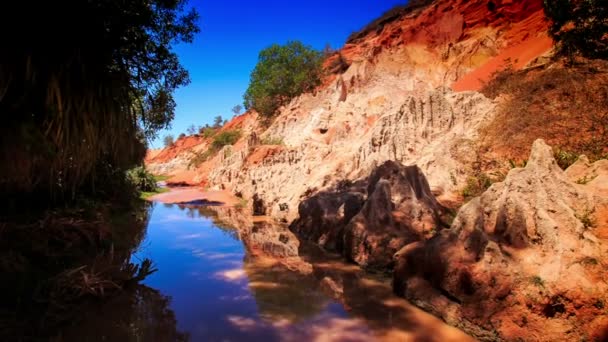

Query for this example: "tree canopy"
[543,0,608,60]
[0,0,199,202]
[244,41,323,117]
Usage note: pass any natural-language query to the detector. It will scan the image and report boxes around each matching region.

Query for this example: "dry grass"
[346,0,434,43]
[480,59,608,163]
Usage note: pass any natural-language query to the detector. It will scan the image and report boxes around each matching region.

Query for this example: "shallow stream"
[61,202,470,341]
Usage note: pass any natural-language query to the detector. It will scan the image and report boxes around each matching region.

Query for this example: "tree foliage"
[0,0,199,202]
[543,0,608,60]
[163,135,175,147]
[232,105,243,116]
[186,124,197,135]
[244,41,323,117]
[126,166,158,193]
[213,115,224,129]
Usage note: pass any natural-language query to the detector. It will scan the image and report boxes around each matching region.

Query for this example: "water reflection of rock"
[61,285,188,341]
[243,255,330,323]
[204,206,472,341]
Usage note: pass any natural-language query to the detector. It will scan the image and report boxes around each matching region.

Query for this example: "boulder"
[290,183,366,252]
[292,160,445,270]
[344,162,446,269]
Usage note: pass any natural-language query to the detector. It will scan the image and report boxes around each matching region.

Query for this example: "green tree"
[186,124,197,135]
[244,41,323,117]
[213,115,224,128]
[0,0,199,201]
[543,0,608,61]
[232,104,243,116]
[163,135,175,147]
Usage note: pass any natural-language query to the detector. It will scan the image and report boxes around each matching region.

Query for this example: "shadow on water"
[59,284,189,342]
[0,200,186,341]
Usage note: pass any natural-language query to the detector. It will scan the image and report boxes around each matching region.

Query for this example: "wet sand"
[149,187,239,206]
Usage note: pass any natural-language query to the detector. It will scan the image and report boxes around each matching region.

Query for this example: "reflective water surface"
[62,202,471,341]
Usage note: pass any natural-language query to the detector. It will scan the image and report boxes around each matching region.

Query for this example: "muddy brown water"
[60,202,472,341]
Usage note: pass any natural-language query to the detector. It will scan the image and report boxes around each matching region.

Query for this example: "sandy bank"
[148,187,239,206]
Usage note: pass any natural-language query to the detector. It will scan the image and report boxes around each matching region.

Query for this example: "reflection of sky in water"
[132,203,353,341]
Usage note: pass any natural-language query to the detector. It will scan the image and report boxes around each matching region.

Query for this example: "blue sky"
[152,0,406,148]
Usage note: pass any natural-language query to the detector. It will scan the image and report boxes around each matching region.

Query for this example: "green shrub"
[189,130,241,168]
[212,130,241,149]
[531,275,545,288]
[260,136,284,145]
[576,209,596,229]
[244,41,323,118]
[163,135,175,147]
[200,127,216,138]
[462,173,494,200]
[189,150,215,168]
[554,149,579,170]
[126,166,157,193]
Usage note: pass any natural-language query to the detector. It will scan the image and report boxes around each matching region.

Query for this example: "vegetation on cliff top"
[190,129,242,168]
[346,0,434,43]
[244,41,323,118]
[543,0,608,61]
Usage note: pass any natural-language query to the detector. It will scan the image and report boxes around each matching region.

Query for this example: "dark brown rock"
[291,160,445,270]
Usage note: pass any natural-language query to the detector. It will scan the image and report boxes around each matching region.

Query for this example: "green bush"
[189,150,215,168]
[163,135,175,147]
[260,136,284,145]
[200,127,216,138]
[212,130,241,149]
[189,130,241,168]
[554,149,579,170]
[244,41,323,118]
[126,166,158,193]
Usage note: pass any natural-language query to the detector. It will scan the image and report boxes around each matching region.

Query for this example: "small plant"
[260,136,284,145]
[575,175,596,185]
[531,275,545,288]
[579,256,599,266]
[509,159,527,169]
[449,171,457,186]
[235,198,248,209]
[126,166,158,193]
[576,209,596,229]
[554,149,579,170]
[462,173,494,199]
